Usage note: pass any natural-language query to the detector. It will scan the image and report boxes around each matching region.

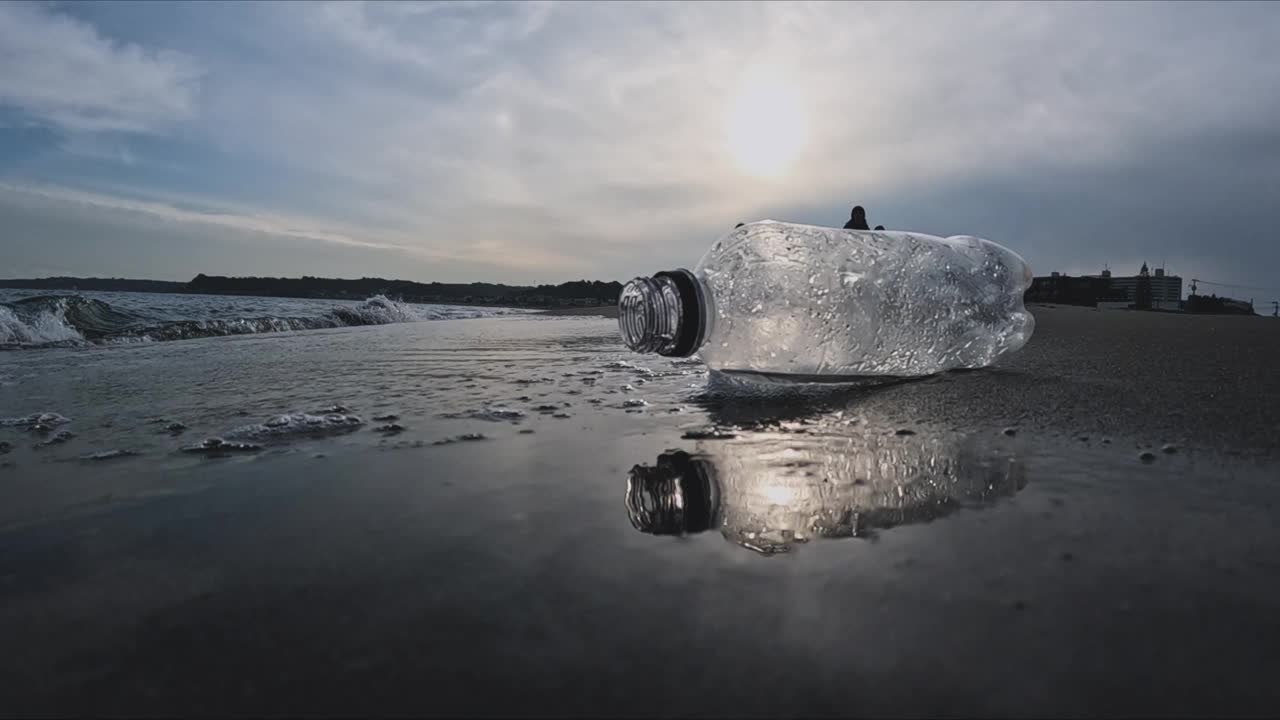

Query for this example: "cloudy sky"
[2,1,1279,294]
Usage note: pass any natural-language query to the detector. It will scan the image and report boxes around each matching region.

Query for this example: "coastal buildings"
[1026,264,1183,309]
[1023,272,1111,306]
[1100,265,1182,305]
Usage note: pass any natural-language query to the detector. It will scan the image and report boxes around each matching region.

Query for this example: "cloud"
[0,182,407,252]
[0,2,201,133]
[284,2,1280,278]
[0,181,601,281]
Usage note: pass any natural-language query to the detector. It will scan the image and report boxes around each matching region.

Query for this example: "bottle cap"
[652,269,706,357]
[618,268,707,357]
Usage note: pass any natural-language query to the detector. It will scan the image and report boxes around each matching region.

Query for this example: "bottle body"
[620,221,1035,378]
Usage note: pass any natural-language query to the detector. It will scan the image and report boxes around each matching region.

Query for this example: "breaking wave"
[0,294,516,349]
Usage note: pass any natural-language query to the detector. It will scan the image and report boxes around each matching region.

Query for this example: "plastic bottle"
[618,221,1035,378]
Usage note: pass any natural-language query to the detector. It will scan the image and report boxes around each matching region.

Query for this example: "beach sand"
[2,305,1278,715]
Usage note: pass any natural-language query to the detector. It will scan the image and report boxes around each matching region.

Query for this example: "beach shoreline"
[540,304,620,317]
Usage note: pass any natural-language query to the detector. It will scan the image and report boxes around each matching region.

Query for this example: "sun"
[725,68,809,179]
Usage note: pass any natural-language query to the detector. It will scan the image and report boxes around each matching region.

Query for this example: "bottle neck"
[618,269,707,357]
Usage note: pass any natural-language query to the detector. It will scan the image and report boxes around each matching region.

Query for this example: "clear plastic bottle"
[619,221,1035,377]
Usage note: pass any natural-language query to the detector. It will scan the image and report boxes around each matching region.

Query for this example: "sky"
[2,1,1279,295]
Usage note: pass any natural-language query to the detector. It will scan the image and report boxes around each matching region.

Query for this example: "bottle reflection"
[626,431,1027,555]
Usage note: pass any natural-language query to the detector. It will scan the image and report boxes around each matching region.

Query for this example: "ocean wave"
[0,294,518,349]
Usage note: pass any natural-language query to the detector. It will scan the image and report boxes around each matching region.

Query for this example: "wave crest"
[0,294,515,349]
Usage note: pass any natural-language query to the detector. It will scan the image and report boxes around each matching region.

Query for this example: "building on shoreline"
[1026,264,1182,309]
[1100,265,1182,306]
[1023,272,1112,306]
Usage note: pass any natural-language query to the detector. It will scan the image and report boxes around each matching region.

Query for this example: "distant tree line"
[0,274,624,306]
[0,277,188,293]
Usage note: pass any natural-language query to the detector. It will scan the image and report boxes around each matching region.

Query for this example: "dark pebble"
[1139,451,1157,463]
[894,429,916,436]
[1002,427,1017,437]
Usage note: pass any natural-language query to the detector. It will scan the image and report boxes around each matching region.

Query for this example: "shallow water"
[2,306,1279,715]
[0,289,522,348]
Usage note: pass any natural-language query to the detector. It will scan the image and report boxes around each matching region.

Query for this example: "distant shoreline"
[540,305,619,318]
[0,274,621,311]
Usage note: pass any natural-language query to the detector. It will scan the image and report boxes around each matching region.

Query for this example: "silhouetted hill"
[0,274,623,307]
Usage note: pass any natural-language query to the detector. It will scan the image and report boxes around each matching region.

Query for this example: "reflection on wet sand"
[627,429,1027,555]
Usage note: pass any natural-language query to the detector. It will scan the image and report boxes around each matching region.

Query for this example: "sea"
[0,289,526,348]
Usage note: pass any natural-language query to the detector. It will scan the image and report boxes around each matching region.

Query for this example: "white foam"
[0,412,72,428]
[0,303,84,347]
[227,412,365,440]
[349,296,531,324]
[1,293,533,350]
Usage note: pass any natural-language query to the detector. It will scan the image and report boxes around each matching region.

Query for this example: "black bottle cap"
[653,268,706,358]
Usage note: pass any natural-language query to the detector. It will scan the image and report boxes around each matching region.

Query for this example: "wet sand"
[2,307,1279,716]
[557,302,1280,456]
